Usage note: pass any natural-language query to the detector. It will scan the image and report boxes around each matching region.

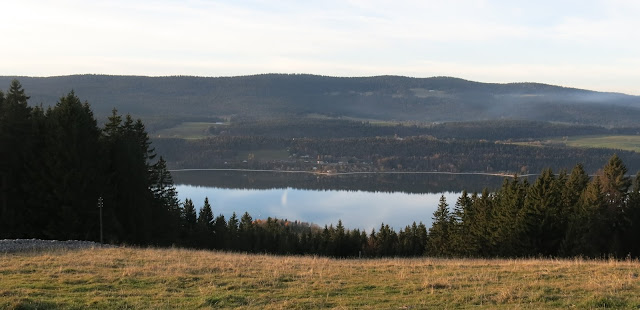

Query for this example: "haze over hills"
[1,74,639,127]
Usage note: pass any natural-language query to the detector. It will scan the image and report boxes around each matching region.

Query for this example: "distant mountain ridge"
[1,74,639,127]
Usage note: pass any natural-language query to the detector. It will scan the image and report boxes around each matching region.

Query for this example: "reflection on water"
[177,185,460,231]
[172,170,518,194]
[174,171,521,230]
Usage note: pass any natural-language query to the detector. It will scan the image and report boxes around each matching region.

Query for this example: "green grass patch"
[205,294,249,308]
[561,135,640,152]
[154,122,225,139]
[525,135,640,152]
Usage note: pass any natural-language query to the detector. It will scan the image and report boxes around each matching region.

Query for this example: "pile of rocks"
[0,239,107,253]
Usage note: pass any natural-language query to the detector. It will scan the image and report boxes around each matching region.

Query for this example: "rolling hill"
[1,74,639,127]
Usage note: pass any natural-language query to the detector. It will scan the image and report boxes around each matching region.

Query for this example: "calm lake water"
[173,171,516,231]
[177,185,460,231]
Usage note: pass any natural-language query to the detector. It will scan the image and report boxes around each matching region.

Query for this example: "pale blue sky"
[2,0,639,94]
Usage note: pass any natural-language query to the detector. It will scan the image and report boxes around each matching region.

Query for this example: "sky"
[2,0,640,95]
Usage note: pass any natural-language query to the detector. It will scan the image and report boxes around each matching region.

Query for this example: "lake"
[173,170,518,231]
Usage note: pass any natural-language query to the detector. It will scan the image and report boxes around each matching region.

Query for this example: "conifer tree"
[183,199,197,223]
[41,91,103,240]
[428,195,452,256]
[198,197,214,229]
[102,111,155,244]
[559,164,590,256]
[451,190,473,256]
[0,80,33,237]
[181,198,198,246]
[564,177,604,257]
[227,212,240,250]
[598,154,631,256]
[333,220,346,257]
[239,211,254,251]
[376,223,397,257]
[623,172,640,256]
[214,214,228,249]
[149,157,181,244]
[562,164,590,217]
[197,197,215,248]
[490,177,527,256]
[468,190,491,256]
[523,168,562,255]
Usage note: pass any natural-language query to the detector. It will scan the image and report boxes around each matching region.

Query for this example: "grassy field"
[155,122,223,139]
[559,135,640,153]
[514,135,640,153]
[2,247,640,309]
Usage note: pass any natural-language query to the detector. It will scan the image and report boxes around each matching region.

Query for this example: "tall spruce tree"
[102,112,155,244]
[428,195,452,256]
[149,157,181,244]
[451,190,474,256]
[490,177,527,256]
[523,168,563,256]
[181,198,198,246]
[213,214,228,249]
[239,211,254,251]
[598,154,631,256]
[0,80,33,237]
[41,91,102,240]
[197,197,215,248]
[567,176,605,257]
[559,164,590,256]
[468,189,491,256]
[227,212,240,250]
[623,172,640,256]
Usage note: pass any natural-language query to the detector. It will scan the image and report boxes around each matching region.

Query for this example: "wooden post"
[98,196,103,244]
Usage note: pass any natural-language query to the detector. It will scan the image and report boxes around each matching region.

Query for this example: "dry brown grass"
[1,247,640,309]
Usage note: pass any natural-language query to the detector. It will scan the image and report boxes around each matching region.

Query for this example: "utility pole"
[98,196,103,244]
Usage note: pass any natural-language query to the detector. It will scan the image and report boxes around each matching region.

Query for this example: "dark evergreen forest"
[0,80,181,244]
[154,135,640,174]
[2,80,640,258]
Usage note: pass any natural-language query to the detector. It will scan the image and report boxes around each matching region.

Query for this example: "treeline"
[175,197,428,257]
[287,137,640,173]
[154,135,640,174]
[0,80,181,244]
[175,155,640,258]
[171,171,509,194]
[427,155,640,258]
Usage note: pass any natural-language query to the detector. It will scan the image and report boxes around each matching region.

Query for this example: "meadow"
[559,135,640,153]
[155,122,222,139]
[2,247,640,309]
[514,135,640,153]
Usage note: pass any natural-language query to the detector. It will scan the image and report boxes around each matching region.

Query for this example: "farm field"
[2,247,640,309]
[560,135,640,152]
[155,122,223,139]
[527,135,640,153]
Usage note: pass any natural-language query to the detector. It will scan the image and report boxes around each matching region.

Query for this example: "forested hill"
[1,74,639,127]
